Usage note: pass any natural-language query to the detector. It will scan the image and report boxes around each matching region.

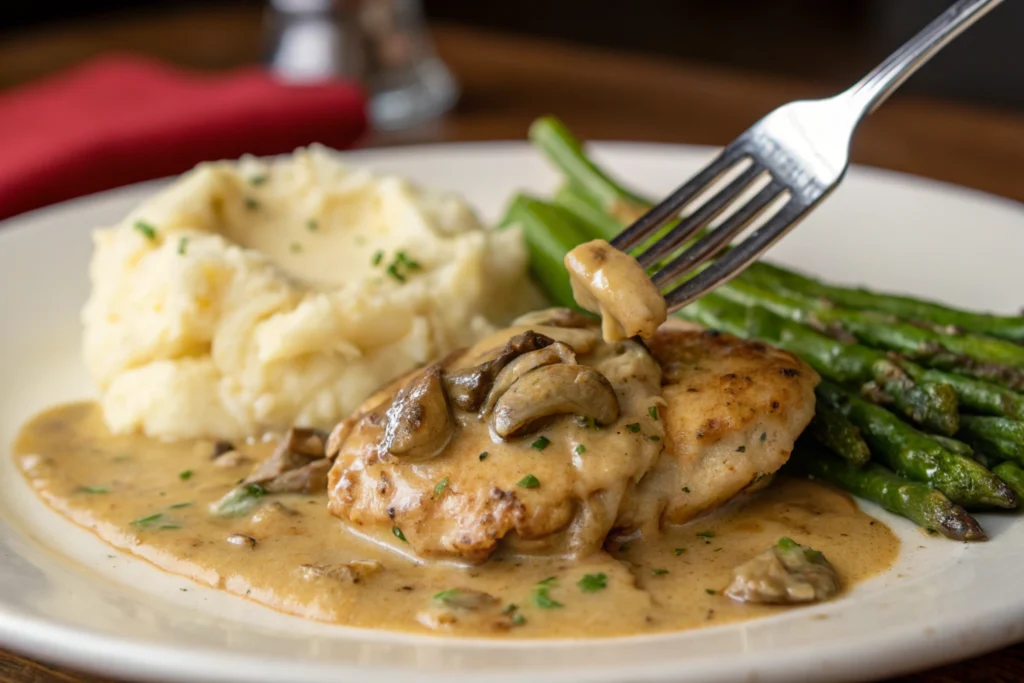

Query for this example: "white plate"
[1,142,1023,683]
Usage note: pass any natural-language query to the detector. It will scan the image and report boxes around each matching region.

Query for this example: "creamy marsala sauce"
[15,402,898,638]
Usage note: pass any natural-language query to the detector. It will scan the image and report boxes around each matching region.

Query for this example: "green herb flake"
[433,476,450,498]
[433,588,461,603]
[306,219,319,232]
[651,569,669,576]
[392,526,408,543]
[130,513,164,527]
[705,588,716,596]
[177,237,188,255]
[531,436,551,451]
[517,474,540,489]
[78,485,109,495]
[159,524,183,530]
[245,197,260,211]
[503,603,519,614]
[776,537,800,551]
[618,542,630,553]
[372,250,385,266]
[289,242,302,253]
[647,435,661,442]
[714,547,723,552]
[179,470,193,481]
[133,220,157,241]
[532,586,563,609]
[512,613,527,626]
[760,432,767,442]
[210,483,267,517]
[648,406,659,420]
[697,531,715,539]
[386,263,406,282]
[577,573,607,593]
[681,486,691,493]
[478,451,489,461]
[674,548,685,556]
[736,445,746,453]
[169,502,193,510]
[575,444,587,455]
[249,174,268,186]
[626,423,641,433]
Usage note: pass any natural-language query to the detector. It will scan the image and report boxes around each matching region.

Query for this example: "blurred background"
[1,0,1023,219]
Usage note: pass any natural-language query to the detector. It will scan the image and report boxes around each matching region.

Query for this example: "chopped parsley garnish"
[751,472,769,485]
[306,219,319,231]
[575,444,587,455]
[512,613,527,626]
[177,237,188,255]
[372,250,384,266]
[478,451,489,461]
[532,586,563,609]
[647,435,661,442]
[159,524,183,530]
[289,242,302,253]
[434,476,449,498]
[697,531,715,539]
[503,603,519,614]
[130,513,164,527]
[760,432,767,442]
[537,576,558,587]
[705,588,716,595]
[577,573,607,592]
[169,502,192,510]
[392,526,408,542]
[531,436,551,451]
[714,547,723,552]
[618,542,630,553]
[244,197,260,211]
[383,251,422,282]
[576,416,596,429]
[736,445,746,453]
[648,406,660,420]
[77,486,109,494]
[517,474,540,489]
[433,588,461,603]
[651,569,669,576]
[681,486,691,493]
[133,220,157,241]
[674,548,685,556]
[211,483,267,517]
[626,423,641,433]
[179,470,193,481]
[249,174,268,186]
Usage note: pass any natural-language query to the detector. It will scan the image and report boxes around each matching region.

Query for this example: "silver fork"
[612,0,1003,312]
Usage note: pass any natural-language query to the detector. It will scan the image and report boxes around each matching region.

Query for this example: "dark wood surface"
[1,5,1023,682]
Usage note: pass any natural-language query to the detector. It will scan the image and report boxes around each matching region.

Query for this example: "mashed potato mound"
[82,146,543,440]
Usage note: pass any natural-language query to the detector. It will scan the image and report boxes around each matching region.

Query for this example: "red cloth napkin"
[0,55,368,220]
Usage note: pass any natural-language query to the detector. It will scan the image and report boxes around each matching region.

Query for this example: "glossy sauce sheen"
[14,403,899,638]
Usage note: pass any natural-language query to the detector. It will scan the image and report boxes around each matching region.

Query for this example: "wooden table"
[1,6,1023,682]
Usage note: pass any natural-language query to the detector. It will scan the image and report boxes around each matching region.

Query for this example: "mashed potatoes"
[82,146,543,440]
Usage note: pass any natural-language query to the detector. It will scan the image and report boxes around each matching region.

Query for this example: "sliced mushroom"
[226,533,257,549]
[725,539,838,604]
[492,364,620,438]
[512,308,597,330]
[262,458,332,494]
[415,588,514,632]
[325,417,356,459]
[298,560,383,584]
[443,330,555,412]
[384,364,454,461]
[480,341,578,415]
[246,427,327,486]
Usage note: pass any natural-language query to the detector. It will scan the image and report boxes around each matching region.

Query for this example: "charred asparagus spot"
[993,461,1024,500]
[789,442,986,542]
[808,403,871,467]
[816,382,1016,510]
[901,361,1024,421]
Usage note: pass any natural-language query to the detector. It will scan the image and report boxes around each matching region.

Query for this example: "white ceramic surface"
[1,142,1023,683]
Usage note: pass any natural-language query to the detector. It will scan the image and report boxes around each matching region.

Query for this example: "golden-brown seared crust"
[638,327,819,526]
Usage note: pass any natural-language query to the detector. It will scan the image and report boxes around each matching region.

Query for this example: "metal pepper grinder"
[264,0,459,131]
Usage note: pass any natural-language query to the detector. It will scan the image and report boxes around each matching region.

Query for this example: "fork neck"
[842,0,1002,118]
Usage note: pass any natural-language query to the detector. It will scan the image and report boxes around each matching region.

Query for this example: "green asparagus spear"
[745,260,1024,343]
[957,416,1024,465]
[529,116,649,223]
[498,194,591,310]
[683,293,960,435]
[808,403,871,467]
[928,435,975,458]
[992,461,1024,501]
[816,382,1015,509]
[717,276,1024,391]
[789,443,986,541]
[553,183,621,242]
[900,362,1024,420]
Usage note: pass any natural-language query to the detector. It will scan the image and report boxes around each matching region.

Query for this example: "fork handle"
[845,0,1003,116]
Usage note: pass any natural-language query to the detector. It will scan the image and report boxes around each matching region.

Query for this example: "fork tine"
[635,162,763,268]
[663,199,812,312]
[610,145,746,253]
[650,180,786,287]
